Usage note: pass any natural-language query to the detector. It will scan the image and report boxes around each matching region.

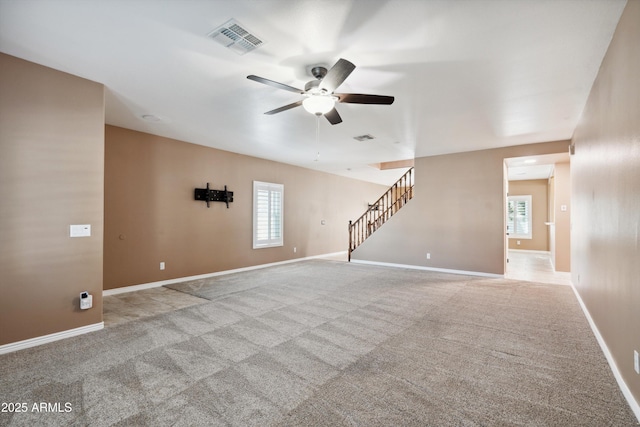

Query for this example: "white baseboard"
[570,284,640,423]
[104,251,348,296]
[0,322,104,355]
[350,259,504,278]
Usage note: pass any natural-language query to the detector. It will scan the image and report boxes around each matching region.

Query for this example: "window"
[507,195,532,239]
[253,181,283,248]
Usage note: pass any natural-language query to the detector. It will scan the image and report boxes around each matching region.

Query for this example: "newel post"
[348,220,353,262]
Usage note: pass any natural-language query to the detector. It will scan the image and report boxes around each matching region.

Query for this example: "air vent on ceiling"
[207,19,264,55]
[353,134,375,141]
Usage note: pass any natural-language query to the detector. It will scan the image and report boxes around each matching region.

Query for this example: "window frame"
[252,181,284,249]
[507,195,532,240]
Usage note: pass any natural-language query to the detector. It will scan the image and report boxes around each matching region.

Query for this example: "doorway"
[504,153,571,281]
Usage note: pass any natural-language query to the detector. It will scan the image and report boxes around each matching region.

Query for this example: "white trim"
[570,284,640,423]
[104,279,177,296]
[0,322,104,355]
[508,249,551,254]
[350,259,504,278]
[104,251,348,296]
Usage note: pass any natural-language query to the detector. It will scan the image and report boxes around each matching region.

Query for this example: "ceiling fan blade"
[324,108,342,125]
[247,75,304,94]
[319,58,355,93]
[264,100,303,115]
[336,93,395,105]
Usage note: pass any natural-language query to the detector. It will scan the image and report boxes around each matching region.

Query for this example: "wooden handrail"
[348,167,414,261]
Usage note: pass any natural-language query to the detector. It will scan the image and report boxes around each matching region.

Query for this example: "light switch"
[70,224,91,237]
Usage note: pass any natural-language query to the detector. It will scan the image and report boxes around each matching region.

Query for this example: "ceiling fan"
[247,58,394,125]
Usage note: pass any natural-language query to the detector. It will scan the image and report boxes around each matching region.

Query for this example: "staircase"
[348,167,414,261]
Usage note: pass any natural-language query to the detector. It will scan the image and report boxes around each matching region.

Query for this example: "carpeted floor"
[0,260,637,426]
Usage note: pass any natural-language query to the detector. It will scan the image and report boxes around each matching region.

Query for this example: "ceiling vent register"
[207,19,264,55]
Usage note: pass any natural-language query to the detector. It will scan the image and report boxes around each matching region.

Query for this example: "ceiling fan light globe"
[302,96,335,115]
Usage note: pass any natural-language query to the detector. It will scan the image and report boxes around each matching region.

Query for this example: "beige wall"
[0,54,105,345]
[552,163,571,272]
[508,179,549,251]
[548,175,555,251]
[571,0,639,405]
[104,126,387,289]
[352,140,569,275]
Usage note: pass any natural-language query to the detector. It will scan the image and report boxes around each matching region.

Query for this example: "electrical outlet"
[293,247,297,253]
[634,350,639,374]
[517,240,521,245]
[426,253,431,260]
[160,262,165,270]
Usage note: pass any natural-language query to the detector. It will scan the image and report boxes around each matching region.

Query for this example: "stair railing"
[348,167,414,261]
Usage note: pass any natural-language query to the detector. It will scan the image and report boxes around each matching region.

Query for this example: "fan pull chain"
[315,113,320,161]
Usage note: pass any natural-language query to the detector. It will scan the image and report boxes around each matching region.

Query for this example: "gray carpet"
[0,260,637,426]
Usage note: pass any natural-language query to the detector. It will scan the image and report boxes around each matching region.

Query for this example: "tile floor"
[505,250,572,286]
[103,251,571,327]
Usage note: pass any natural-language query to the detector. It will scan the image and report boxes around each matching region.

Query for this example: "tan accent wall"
[377,159,415,170]
[571,0,640,405]
[548,179,557,268]
[552,163,571,272]
[0,54,104,345]
[352,140,569,275]
[507,179,549,251]
[104,126,387,290]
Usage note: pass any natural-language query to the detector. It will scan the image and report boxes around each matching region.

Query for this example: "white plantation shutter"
[253,181,283,248]
[507,195,532,239]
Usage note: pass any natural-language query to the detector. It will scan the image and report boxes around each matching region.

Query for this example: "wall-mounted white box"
[80,292,92,310]
[70,224,91,237]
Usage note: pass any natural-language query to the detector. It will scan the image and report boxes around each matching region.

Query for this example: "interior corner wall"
[552,163,571,272]
[571,0,640,406]
[351,140,569,275]
[103,126,387,290]
[507,179,549,252]
[0,53,105,346]
[548,175,556,266]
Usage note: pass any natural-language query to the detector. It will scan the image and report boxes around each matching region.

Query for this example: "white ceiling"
[0,0,626,185]
[505,152,570,181]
